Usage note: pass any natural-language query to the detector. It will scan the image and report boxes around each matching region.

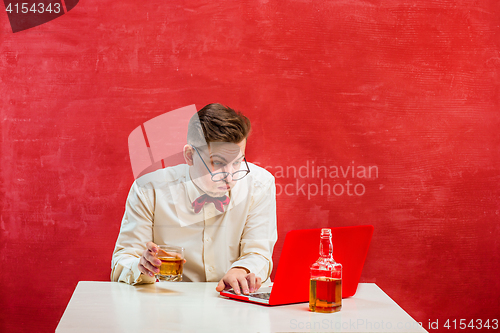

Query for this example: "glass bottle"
[309,228,342,313]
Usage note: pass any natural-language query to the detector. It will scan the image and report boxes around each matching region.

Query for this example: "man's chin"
[207,188,230,197]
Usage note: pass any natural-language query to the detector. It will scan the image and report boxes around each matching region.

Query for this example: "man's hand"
[138,242,161,277]
[216,267,262,295]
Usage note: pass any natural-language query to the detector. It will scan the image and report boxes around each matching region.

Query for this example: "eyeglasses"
[191,145,250,182]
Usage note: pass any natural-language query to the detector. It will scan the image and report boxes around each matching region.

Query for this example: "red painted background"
[1,1,499,332]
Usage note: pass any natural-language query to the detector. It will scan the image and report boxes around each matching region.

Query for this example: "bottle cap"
[321,228,331,236]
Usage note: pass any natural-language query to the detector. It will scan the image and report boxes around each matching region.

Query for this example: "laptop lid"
[268,225,374,305]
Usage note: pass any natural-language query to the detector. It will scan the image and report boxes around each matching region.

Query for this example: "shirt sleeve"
[230,174,278,282]
[111,181,156,285]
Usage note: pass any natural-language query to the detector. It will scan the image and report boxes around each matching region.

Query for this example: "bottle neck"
[319,236,333,259]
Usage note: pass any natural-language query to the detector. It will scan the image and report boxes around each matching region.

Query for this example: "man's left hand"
[215,267,262,295]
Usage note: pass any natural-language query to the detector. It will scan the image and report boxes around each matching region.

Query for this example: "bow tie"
[192,194,230,214]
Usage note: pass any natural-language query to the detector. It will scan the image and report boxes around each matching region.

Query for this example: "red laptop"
[220,225,374,306]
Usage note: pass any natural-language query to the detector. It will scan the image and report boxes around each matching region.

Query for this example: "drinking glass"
[155,245,184,281]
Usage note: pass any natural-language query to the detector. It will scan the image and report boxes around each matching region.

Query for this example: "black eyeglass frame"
[191,145,250,182]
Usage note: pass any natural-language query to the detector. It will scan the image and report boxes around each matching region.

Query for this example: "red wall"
[1,1,499,332]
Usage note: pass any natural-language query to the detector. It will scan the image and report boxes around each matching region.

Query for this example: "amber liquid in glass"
[157,257,183,281]
[309,277,342,313]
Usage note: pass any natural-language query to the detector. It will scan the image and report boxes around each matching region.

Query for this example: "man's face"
[189,140,247,197]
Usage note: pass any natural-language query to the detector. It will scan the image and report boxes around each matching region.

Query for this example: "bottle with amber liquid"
[309,228,342,313]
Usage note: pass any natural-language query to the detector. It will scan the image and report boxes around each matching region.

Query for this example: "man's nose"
[224,172,234,183]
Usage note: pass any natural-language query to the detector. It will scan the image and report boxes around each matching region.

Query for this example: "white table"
[56,282,427,333]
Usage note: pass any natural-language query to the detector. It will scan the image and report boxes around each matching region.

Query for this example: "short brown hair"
[187,103,251,146]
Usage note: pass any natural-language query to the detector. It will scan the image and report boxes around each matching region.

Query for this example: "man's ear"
[183,144,195,166]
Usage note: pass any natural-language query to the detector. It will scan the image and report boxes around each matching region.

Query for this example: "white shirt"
[111,162,277,285]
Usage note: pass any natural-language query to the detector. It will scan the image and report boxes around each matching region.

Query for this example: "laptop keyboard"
[249,292,271,300]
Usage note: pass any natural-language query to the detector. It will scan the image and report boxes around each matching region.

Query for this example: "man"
[111,103,277,295]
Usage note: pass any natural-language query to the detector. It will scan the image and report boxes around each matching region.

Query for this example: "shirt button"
[208,266,214,272]
[205,237,211,242]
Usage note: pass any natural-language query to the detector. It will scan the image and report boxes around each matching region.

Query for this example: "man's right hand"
[138,242,161,277]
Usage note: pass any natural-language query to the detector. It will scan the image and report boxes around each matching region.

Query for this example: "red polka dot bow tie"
[192,194,230,214]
